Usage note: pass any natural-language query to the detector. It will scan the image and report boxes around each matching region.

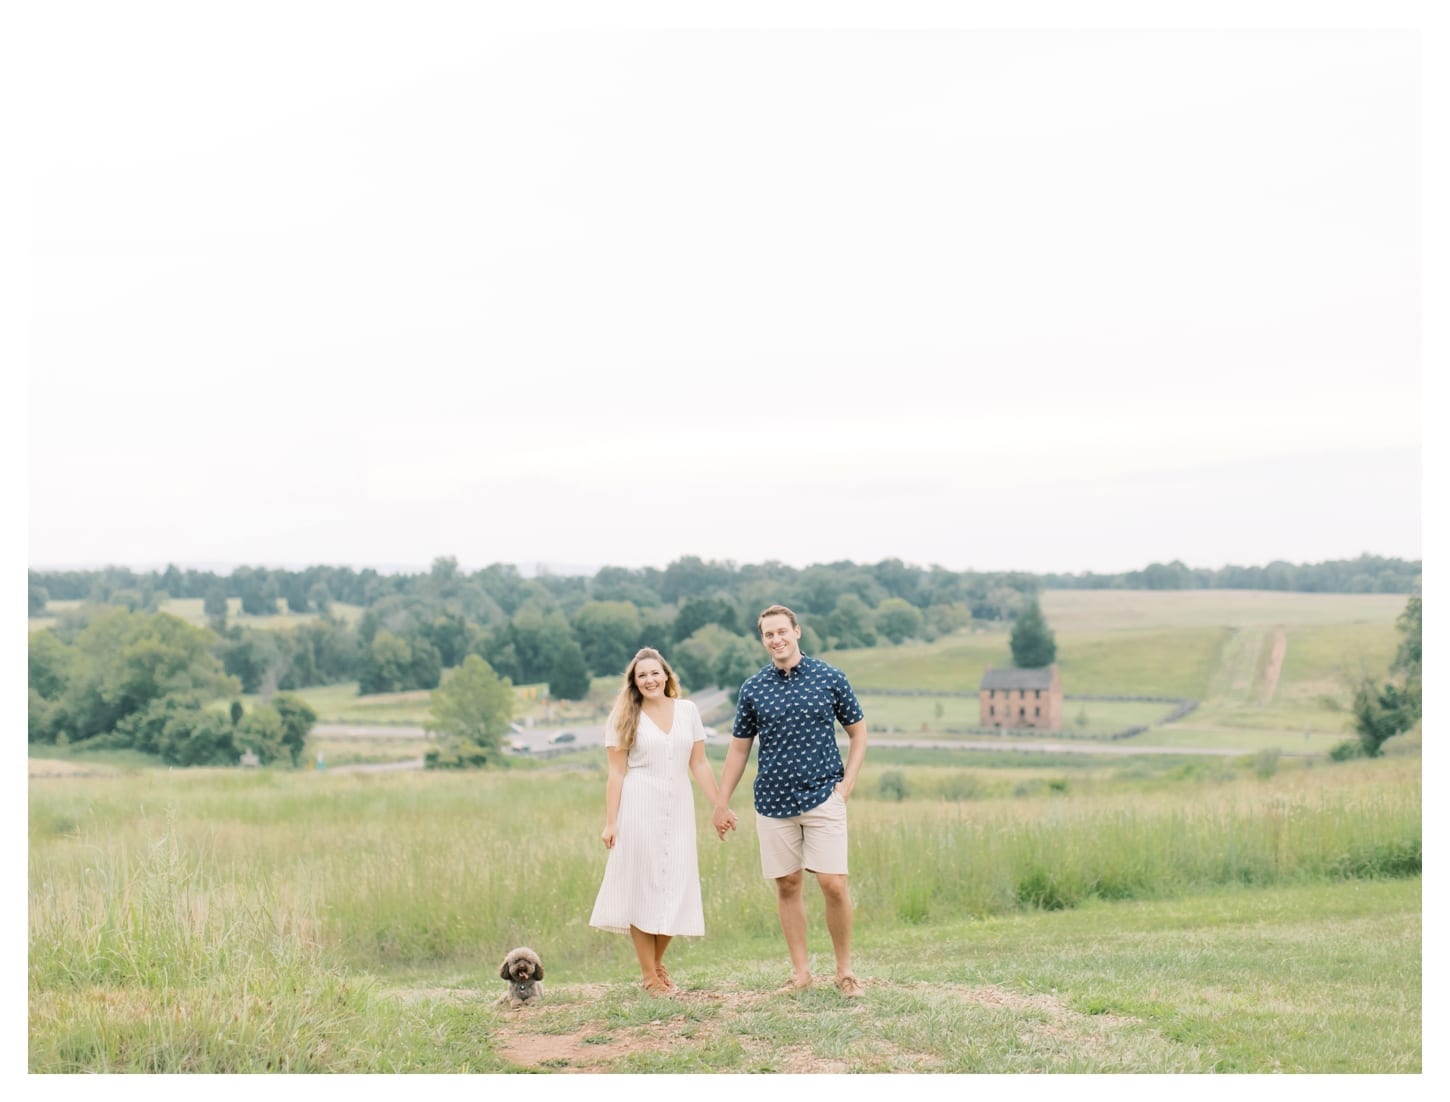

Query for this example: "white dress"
[588,698,708,936]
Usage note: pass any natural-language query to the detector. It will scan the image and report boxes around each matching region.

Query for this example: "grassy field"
[27,588,1422,1072]
[28,750,1420,1072]
[824,589,1403,749]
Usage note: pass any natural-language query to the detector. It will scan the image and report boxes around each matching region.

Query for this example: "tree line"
[27,554,1419,766]
[28,606,317,767]
[1037,553,1418,593]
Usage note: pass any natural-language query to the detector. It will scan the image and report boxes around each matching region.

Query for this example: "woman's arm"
[688,740,724,806]
[601,746,628,848]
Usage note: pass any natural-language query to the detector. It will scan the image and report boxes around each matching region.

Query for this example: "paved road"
[315,684,1279,772]
[316,688,734,765]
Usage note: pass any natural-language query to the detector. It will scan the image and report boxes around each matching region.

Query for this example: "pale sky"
[22,2,1435,577]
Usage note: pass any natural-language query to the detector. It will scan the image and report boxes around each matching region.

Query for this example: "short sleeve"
[832,671,865,726]
[603,708,623,748]
[687,700,706,744]
[732,687,758,741]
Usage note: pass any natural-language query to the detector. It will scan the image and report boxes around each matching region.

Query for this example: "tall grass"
[31,757,1420,981]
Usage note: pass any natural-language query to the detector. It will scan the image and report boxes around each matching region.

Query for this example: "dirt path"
[1258,629,1287,705]
[388,979,1145,1074]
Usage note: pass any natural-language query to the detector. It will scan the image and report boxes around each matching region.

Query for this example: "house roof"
[979,666,1055,691]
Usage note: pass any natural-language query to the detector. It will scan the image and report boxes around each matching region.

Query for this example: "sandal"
[641,975,673,997]
[655,963,678,993]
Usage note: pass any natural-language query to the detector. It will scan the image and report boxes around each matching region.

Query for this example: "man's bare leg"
[817,872,855,982]
[774,870,812,987]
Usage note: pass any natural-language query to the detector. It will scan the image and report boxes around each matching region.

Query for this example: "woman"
[588,647,730,995]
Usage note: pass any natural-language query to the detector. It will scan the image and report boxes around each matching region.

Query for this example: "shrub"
[1252,749,1281,779]
[877,771,909,801]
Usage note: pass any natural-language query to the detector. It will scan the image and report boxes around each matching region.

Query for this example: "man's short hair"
[757,604,800,634]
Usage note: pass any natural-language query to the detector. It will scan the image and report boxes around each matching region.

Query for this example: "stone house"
[978,664,1063,730]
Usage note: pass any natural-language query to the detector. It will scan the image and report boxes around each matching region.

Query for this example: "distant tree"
[590,566,663,608]
[871,558,921,604]
[157,707,241,767]
[825,593,877,649]
[637,606,677,651]
[358,631,413,695]
[572,600,643,676]
[1350,680,1414,758]
[715,635,762,705]
[673,596,740,643]
[29,585,48,616]
[160,563,186,598]
[548,638,591,701]
[235,706,287,765]
[203,587,229,630]
[976,583,1029,622]
[307,581,332,614]
[233,567,282,616]
[283,574,310,613]
[924,602,971,639]
[424,655,513,769]
[1010,601,1057,668]
[270,693,318,767]
[229,700,244,725]
[875,597,924,644]
[219,631,286,695]
[29,690,56,744]
[660,556,736,605]
[1350,591,1422,757]
[28,630,72,701]
[418,609,476,669]
[673,624,737,692]
[39,609,238,744]
[506,601,577,685]
[407,636,443,691]
[1393,594,1422,714]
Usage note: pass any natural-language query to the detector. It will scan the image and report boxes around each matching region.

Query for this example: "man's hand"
[712,805,737,840]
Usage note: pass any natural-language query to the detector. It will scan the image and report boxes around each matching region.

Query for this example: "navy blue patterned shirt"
[732,654,865,818]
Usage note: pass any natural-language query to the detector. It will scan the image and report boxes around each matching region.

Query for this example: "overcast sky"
[23,3,1433,577]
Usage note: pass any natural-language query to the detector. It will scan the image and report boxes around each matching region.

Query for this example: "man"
[712,604,868,997]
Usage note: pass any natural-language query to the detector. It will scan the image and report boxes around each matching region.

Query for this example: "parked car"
[507,739,530,754]
[549,731,576,745]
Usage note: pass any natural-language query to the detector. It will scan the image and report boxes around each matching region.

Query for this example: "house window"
[1035,706,1041,717]
[1019,707,1025,718]
[989,705,995,717]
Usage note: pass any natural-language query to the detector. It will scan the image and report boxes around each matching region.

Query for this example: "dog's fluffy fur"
[499,947,544,1008]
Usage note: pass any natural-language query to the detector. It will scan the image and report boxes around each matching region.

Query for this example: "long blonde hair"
[608,647,682,753]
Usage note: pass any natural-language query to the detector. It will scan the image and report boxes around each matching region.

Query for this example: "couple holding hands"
[588,604,868,999]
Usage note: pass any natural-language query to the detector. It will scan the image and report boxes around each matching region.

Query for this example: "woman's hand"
[601,824,617,848]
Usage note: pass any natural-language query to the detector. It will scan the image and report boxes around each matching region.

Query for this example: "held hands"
[712,805,738,841]
[600,824,617,849]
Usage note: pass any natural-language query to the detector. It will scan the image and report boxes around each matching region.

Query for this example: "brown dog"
[499,946,544,1008]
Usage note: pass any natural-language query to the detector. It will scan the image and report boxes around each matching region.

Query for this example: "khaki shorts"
[755,789,849,879]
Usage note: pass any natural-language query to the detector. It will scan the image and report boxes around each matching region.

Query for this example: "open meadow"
[29,744,1420,1072]
[27,589,1422,1072]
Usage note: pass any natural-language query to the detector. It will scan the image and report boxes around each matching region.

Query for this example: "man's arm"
[712,738,752,835]
[836,720,868,801]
